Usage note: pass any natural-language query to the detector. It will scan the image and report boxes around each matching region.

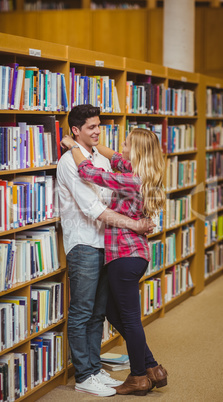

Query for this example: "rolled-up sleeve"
[111,152,132,173]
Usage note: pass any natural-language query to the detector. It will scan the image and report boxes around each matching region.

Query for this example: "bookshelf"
[0,33,69,401]
[202,75,223,285]
[0,31,223,400]
[3,0,222,12]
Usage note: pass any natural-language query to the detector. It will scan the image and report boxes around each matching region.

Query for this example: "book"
[100,353,129,364]
[102,361,130,372]
[16,115,58,164]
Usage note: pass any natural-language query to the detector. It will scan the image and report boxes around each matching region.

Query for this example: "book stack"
[100,353,130,372]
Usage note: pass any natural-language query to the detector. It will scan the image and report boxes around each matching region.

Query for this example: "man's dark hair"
[68,104,100,134]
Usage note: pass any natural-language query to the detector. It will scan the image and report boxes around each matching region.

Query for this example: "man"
[57,104,154,397]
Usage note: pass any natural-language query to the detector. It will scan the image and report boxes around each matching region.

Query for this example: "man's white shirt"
[57,143,112,255]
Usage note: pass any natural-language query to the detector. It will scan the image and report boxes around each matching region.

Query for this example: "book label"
[95,60,104,68]
[29,48,42,57]
[145,69,152,76]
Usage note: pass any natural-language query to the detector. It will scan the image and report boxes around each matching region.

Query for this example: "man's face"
[73,116,100,153]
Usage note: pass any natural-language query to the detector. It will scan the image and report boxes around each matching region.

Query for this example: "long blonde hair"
[129,128,165,217]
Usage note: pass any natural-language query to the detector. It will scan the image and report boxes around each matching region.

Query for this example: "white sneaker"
[95,369,124,386]
[75,375,116,397]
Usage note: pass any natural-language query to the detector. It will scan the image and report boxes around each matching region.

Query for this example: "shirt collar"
[73,141,99,159]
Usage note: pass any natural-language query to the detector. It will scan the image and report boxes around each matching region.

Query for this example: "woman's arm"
[96,144,116,160]
[78,160,140,195]
[60,135,87,166]
[61,135,138,194]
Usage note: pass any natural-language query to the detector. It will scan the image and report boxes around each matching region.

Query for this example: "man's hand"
[133,217,156,236]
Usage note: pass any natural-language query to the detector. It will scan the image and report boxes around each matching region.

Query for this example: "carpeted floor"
[38,275,223,402]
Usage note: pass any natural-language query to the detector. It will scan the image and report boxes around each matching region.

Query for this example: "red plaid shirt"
[78,152,150,265]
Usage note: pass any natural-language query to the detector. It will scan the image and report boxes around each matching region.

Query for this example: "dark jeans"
[106,257,158,376]
[67,244,108,383]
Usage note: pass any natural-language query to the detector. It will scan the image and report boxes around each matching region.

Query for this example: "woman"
[61,128,167,396]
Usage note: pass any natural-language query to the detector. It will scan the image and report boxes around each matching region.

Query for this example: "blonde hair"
[129,128,165,217]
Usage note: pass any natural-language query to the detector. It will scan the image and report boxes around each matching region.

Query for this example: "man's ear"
[71,126,79,137]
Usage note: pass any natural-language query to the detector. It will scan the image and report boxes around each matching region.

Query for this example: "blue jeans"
[67,244,108,383]
[106,257,158,376]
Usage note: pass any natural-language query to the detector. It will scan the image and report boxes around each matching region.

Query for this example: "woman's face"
[122,134,131,160]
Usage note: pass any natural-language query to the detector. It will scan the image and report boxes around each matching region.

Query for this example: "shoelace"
[88,375,107,389]
[100,369,110,378]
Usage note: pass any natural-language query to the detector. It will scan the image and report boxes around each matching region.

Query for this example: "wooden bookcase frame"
[0,32,222,400]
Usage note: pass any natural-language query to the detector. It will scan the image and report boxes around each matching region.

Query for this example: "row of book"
[69,68,121,113]
[0,296,27,351]
[0,352,27,401]
[31,331,64,389]
[143,278,162,316]
[101,318,118,344]
[31,281,64,334]
[0,175,59,232]
[165,232,176,266]
[206,88,223,118]
[0,0,14,12]
[206,122,223,149]
[99,122,124,152]
[205,184,223,214]
[0,64,68,111]
[0,226,60,291]
[145,240,164,276]
[181,224,195,258]
[125,120,165,150]
[126,81,165,115]
[152,210,164,234]
[165,261,193,303]
[205,152,223,181]
[205,244,223,277]
[126,80,196,116]
[166,124,196,154]
[24,1,68,11]
[0,115,62,171]
[166,156,197,191]
[166,194,192,229]
[204,215,223,246]
[165,87,196,117]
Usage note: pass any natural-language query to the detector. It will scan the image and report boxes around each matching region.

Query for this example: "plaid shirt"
[78,152,150,265]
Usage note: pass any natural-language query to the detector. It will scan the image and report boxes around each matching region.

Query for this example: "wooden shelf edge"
[0,217,60,237]
[0,266,66,296]
[205,266,223,285]
[0,318,66,357]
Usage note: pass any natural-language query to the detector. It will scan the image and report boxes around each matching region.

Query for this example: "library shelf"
[164,286,195,313]
[0,318,66,356]
[167,150,197,157]
[0,165,58,176]
[204,265,223,285]
[139,268,164,284]
[166,184,197,195]
[0,32,68,401]
[0,31,222,400]
[0,267,67,297]
[0,218,61,237]
[165,217,197,232]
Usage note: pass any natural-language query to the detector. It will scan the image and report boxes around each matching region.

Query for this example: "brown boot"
[146,365,168,389]
[114,374,152,396]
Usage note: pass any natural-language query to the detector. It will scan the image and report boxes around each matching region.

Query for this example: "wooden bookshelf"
[202,75,223,284]
[0,31,223,400]
[4,0,223,12]
[0,32,69,401]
